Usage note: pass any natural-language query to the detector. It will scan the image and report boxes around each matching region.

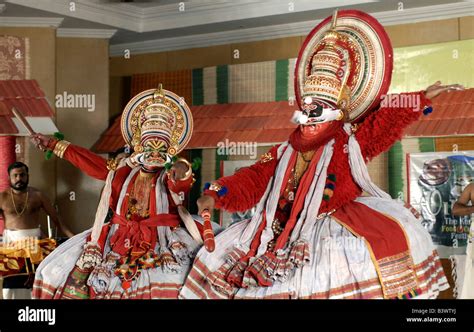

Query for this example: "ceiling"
[0,0,472,55]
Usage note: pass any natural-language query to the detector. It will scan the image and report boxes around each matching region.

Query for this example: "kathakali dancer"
[181,10,462,299]
[31,85,215,299]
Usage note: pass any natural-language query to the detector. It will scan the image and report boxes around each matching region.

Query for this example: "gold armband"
[208,182,223,192]
[175,158,193,181]
[259,152,274,164]
[53,140,71,159]
[106,158,119,171]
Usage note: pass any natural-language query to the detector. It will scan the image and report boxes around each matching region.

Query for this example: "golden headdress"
[121,84,193,157]
[295,10,393,122]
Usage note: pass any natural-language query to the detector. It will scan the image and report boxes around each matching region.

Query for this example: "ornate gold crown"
[140,104,176,145]
[295,9,393,122]
[302,11,352,114]
[122,84,192,157]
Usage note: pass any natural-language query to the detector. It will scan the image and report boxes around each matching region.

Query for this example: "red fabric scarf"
[289,122,342,152]
[109,171,180,260]
[273,145,324,251]
[332,201,418,298]
[109,213,180,259]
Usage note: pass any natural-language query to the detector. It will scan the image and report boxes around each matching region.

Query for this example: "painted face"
[139,139,171,169]
[293,96,343,138]
[9,167,29,191]
[297,97,343,124]
[299,121,334,138]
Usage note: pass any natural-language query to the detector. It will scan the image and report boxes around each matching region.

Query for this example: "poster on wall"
[408,151,474,258]
[220,159,257,228]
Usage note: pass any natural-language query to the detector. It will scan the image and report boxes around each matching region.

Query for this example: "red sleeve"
[204,145,280,213]
[355,91,431,161]
[61,143,109,181]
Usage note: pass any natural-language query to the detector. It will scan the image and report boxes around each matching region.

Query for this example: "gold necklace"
[10,188,28,216]
[293,151,315,185]
[300,150,315,162]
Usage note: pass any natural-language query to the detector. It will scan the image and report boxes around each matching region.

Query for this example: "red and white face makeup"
[299,121,335,137]
[292,96,343,126]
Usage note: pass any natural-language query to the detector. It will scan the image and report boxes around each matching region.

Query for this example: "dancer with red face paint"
[180,10,463,299]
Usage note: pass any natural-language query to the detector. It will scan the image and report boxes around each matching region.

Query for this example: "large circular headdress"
[295,10,393,122]
[121,85,193,155]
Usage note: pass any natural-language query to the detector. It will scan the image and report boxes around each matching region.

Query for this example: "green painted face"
[142,138,169,168]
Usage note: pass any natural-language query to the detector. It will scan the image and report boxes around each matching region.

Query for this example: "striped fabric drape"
[131,59,297,106]
[130,60,297,106]
[131,70,193,105]
[191,59,296,106]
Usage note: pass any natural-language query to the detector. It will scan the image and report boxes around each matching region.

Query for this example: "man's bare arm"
[452,183,474,217]
[39,191,75,238]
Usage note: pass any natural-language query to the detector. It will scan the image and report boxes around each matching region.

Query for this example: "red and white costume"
[33,87,215,299]
[180,11,448,299]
